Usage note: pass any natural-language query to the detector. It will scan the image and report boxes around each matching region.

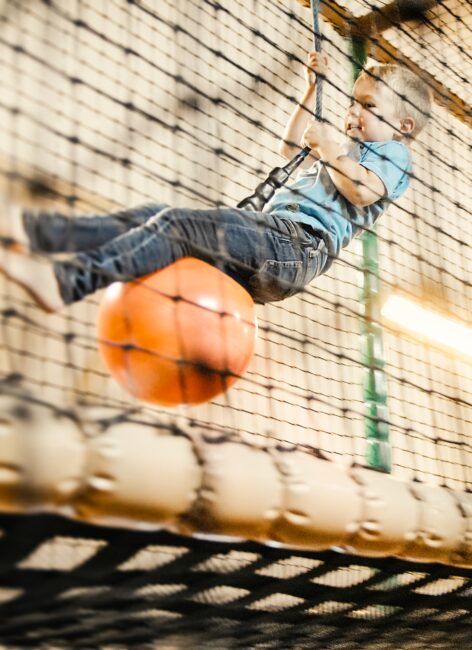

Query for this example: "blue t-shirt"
[264,140,412,261]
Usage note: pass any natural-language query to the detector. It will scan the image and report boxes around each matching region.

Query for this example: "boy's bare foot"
[0,203,30,252]
[0,249,64,313]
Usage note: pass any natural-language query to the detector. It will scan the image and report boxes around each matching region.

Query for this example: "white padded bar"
[0,398,471,567]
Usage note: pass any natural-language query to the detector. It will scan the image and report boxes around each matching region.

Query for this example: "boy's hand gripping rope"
[237,0,322,212]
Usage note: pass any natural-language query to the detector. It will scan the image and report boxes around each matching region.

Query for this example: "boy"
[0,52,431,312]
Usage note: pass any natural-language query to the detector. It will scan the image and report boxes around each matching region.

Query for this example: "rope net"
[0,0,470,485]
[0,512,471,649]
[0,0,471,644]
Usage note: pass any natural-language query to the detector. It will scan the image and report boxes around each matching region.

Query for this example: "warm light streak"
[382,295,472,360]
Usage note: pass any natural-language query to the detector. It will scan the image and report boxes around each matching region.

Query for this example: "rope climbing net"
[0,0,470,485]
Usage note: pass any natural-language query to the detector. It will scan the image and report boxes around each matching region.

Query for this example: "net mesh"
[0,512,471,649]
[0,0,470,485]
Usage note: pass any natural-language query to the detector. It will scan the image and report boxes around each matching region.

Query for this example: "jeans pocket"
[249,259,304,304]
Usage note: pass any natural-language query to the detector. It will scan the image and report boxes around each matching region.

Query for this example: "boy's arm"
[279,52,328,167]
[302,121,386,207]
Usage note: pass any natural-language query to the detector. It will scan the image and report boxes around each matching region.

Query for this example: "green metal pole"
[350,37,392,473]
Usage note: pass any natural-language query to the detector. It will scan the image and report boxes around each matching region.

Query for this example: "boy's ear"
[400,117,415,136]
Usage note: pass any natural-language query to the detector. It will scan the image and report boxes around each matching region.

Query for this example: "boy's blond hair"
[362,64,432,139]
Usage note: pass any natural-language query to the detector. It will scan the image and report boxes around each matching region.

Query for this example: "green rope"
[350,37,392,473]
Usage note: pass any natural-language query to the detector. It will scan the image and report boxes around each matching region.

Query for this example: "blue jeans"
[23,203,328,304]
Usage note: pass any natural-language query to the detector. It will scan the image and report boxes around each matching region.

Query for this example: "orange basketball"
[96,257,257,406]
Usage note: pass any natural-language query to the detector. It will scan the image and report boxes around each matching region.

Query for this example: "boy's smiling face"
[345,75,408,142]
